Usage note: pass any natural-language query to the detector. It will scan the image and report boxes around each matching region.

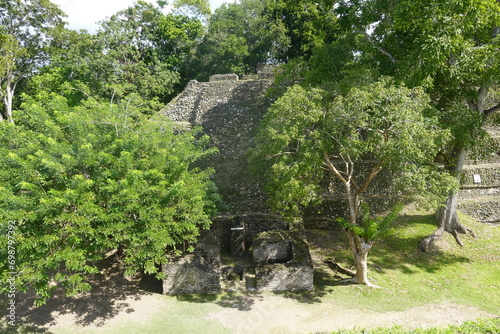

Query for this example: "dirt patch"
[205,295,495,333]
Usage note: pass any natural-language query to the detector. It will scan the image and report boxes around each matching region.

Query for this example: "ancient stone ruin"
[161,70,314,294]
[160,70,500,295]
[161,213,314,294]
[161,71,273,213]
[458,126,500,224]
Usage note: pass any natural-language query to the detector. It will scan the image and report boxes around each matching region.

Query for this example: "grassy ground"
[2,209,500,333]
[302,209,500,314]
[331,318,500,333]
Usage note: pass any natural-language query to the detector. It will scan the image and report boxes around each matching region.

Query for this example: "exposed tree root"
[324,259,356,277]
[324,259,382,288]
[418,207,476,253]
[338,277,382,288]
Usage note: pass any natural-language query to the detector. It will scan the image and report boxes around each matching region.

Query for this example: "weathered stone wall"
[461,164,500,187]
[211,213,289,254]
[162,231,221,295]
[253,232,293,264]
[253,231,314,292]
[459,127,500,223]
[209,74,239,82]
[458,200,500,224]
[161,78,273,213]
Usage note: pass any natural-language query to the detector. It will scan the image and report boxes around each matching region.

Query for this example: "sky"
[51,0,236,33]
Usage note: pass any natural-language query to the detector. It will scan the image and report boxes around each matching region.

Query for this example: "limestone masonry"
[161,73,274,213]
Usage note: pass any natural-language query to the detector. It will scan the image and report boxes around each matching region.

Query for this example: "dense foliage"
[192,0,340,80]
[0,94,219,304]
[27,1,206,110]
[270,0,500,249]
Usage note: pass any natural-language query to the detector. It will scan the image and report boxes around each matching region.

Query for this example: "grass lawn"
[301,209,500,314]
[331,318,500,334]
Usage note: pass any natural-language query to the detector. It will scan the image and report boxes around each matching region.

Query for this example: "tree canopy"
[275,0,500,249]
[0,0,65,122]
[26,1,205,110]
[191,0,340,80]
[253,78,456,284]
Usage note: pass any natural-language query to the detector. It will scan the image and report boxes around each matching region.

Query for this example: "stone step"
[460,186,500,197]
[461,163,500,187]
[458,196,500,224]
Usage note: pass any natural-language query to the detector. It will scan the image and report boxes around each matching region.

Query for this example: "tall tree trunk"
[1,76,16,123]
[419,148,475,252]
[344,181,378,286]
[419,77,498,253]
[323,152,380,286]
[345,229,374,285]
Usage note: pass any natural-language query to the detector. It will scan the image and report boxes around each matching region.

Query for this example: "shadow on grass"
[370,214,471,275]
[0,320,51,334]
[176,291,263,311]
[279,265,355,304]
[7,255,151,332]
[295,213,473,300]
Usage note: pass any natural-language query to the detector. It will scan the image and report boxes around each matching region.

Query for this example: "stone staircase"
[458,127,500,224]
[161,76,274,213]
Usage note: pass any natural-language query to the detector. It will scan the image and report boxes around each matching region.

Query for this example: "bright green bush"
[0,93,219,305]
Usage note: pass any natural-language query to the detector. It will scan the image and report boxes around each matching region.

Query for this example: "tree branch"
[362,30,396,64]
[324,258,356,277]
[484,102,500,117]
[323,151,347,185]
[356,160,384,196]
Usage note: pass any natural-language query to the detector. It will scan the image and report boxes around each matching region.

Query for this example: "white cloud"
[52,0,237,33]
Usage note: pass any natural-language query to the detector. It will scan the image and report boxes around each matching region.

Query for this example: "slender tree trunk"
[345,229,374,285]
[323,152,379,286]
[345,181,378,286]
[419,148,475,252]
[2,76,16,123]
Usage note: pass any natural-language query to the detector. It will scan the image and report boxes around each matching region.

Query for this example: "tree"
[28,1,205,109]
[253,79,455,285]
[0,0,65,122]
[193,0,289,79]
[155,12,204,77]
[193,0,340,80]
[0,93,219,305]
[333,0,500,250]
[266,0,340,61]
[172,0,211,19]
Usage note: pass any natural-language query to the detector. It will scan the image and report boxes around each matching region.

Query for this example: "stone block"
[162,256,221,295]
[253,231,314,292]
[209,74,239,82]
[255,263,314,292]
[162,231,221,295]
[253,232,293,264]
